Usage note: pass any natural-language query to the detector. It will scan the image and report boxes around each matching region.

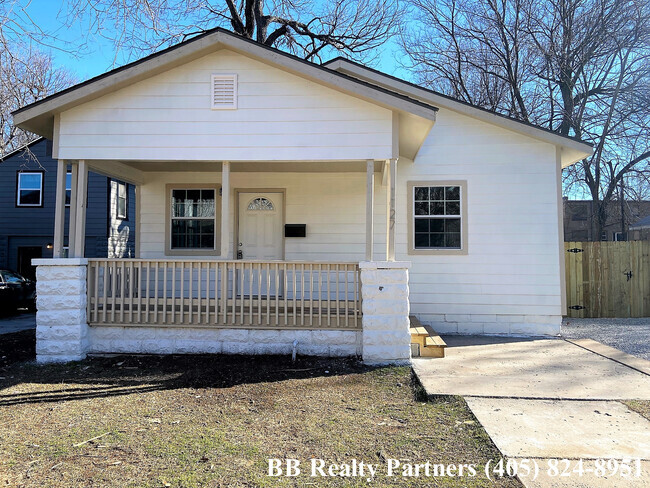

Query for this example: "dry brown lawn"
[0,354,520,487]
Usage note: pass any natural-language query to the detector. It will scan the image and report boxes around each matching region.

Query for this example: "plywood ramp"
[410,315,446,358]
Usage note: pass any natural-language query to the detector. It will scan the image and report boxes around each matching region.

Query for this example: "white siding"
[399,108,562,334]
[57,50,393,161]
[131,109,562,336]
[139,171,389,261]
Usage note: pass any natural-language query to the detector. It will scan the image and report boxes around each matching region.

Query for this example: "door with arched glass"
[237,192,284,260]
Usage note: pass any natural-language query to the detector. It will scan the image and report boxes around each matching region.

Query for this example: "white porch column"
[220,161,231,259]
[386,158,397,261]
[68,162,79,257]
[360,261,411,364]
[72,160,88,258]
[52,160,67,257]
[366,159,374,261]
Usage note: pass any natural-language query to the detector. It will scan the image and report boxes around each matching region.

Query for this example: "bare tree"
[1,1,75,157]
[62,0,401,63]
[401,0,650,238]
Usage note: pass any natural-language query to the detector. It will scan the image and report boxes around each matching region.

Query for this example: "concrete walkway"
[0,312,36,335]
[413,336,650,487]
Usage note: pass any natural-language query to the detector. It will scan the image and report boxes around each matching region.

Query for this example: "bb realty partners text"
[268,458,477,480]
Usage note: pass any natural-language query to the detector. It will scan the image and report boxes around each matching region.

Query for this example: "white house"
[13,28,592,364]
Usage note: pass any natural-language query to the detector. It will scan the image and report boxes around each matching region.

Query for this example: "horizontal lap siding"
[57,50,393,161]
[401,109,562,318]
[139,172,389,262]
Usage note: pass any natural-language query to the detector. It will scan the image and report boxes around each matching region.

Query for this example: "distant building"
[629,215,650,241]
[563,198,650,242]
[0,138,135,279]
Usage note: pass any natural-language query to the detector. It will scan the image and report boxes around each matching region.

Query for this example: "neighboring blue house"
[0,138,135,280]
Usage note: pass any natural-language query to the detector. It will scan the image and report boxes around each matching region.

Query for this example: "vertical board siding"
[565,241,650,318]
[58,50,393,161]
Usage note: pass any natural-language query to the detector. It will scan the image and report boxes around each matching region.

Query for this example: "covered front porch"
[34,159,411,363]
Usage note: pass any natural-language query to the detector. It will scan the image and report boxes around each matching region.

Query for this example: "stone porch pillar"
[33,258,89,363]
[360,261,411,364]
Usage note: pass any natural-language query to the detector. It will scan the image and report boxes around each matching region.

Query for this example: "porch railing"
[87,259,361,329]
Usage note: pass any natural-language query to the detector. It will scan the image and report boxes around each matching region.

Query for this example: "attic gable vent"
[211,74,238,109]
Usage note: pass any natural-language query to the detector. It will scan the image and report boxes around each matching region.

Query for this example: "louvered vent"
[211,74,238,109]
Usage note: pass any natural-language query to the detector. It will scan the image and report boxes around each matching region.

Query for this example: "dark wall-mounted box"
[285,224,306,238]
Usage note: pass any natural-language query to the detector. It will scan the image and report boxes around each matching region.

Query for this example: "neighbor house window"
[408,181,467,255]
[170,188,216,249]
[16,172,43,207]
[65,172,72,206]
[116,181,127,219]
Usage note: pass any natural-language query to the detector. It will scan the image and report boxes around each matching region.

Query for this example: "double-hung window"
[170,188,216,250]
[116,181,128,219]
[17,172,43,207]
[65,172,72,206]
[408,181,467,254]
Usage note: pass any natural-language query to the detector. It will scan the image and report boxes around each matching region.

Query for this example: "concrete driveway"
[0,311,36,335]
[413,336,650,487]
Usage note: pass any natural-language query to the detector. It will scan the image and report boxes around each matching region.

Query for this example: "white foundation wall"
[139,171,389,261]
[399,108,563,335]
[57,49,393,161]
[87,327,360,357]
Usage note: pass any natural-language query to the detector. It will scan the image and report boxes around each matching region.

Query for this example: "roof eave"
[325,58,593,166]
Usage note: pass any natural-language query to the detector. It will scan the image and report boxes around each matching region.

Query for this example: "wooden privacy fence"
[87,259,362,329]
[565,241,650,318]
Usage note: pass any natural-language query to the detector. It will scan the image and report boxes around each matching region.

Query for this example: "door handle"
[237,250,243,260]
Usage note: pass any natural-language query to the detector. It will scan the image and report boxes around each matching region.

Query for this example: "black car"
[0,270,36,313]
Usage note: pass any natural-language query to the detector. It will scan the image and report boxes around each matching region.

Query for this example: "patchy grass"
[623,400,650,421]
[0,355,519,487]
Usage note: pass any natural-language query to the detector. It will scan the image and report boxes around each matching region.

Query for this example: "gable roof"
[630,215,650,230]
[0,137,45,163]
[324,57,592,167]
[12,28,438,139]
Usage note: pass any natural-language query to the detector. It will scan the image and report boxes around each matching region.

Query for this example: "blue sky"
[21,0,408,83]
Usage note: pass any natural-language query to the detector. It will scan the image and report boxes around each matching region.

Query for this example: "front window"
[413,185,462,249]
[65,172,72,206]
[170,189,216,249]
[17,172,43,206]
[117,181,127,219]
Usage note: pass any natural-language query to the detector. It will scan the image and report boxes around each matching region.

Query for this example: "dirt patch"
[0,355,520,487]
[0,329,35,369]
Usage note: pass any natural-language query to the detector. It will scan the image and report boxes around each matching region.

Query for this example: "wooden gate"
[565,241,650,318]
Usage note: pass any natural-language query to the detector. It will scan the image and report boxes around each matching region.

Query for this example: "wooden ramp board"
[409,315,446,358]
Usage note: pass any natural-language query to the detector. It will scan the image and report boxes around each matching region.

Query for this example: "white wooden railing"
[87,259,361,329]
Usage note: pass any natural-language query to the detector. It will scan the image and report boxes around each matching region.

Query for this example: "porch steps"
[409,315,446,358]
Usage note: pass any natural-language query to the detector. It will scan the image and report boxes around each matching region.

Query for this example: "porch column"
[220,161,231,259]
[366,159,374,261]
[72,160,88,258]
[386,158,397,261]
[68,162,79,257]
[52,160,67,257]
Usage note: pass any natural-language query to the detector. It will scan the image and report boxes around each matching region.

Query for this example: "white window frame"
[211,74,238,110]
[407,180,468,256]
[16,172,43,207]
[164,184,221,256]
[116,181,128,219]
